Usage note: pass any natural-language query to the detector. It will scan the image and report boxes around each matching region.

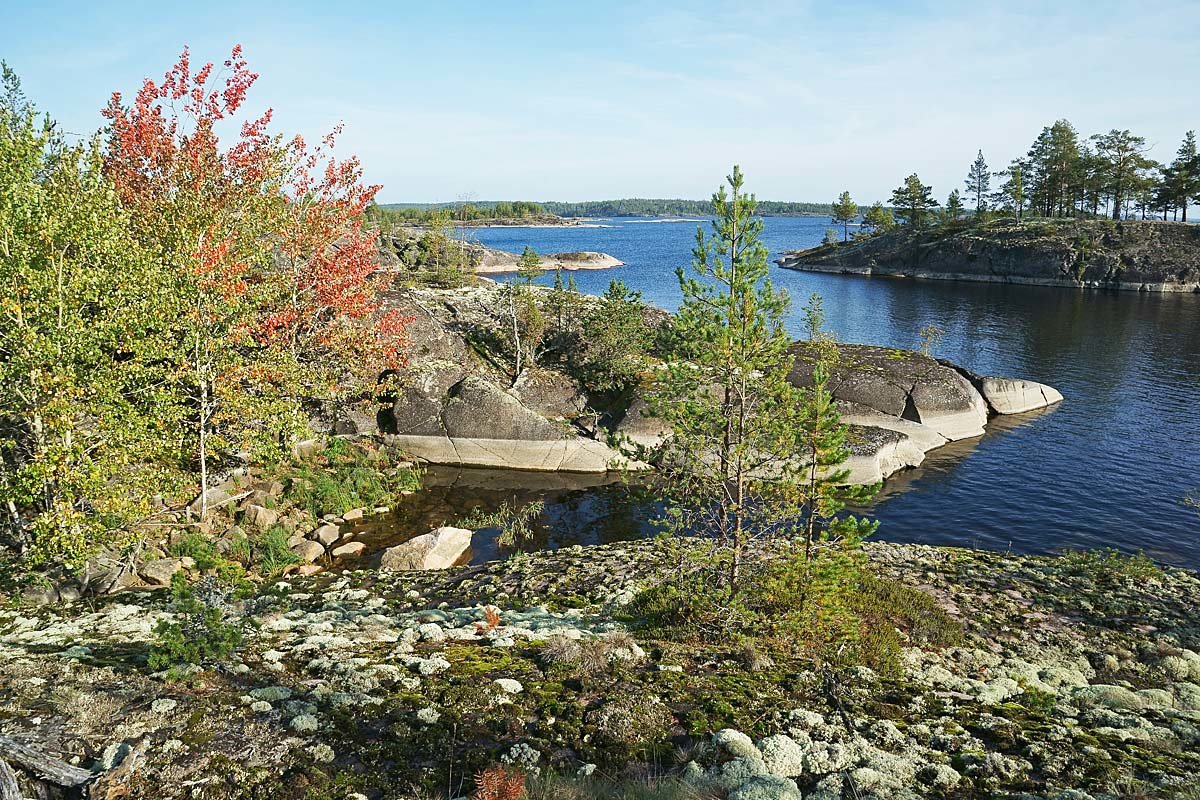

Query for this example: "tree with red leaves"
[102,45,408,514]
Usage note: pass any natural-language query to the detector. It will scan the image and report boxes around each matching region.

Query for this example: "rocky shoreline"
[777,219,1200,293]
[381,286,1061,484]
[2,539,1197,799]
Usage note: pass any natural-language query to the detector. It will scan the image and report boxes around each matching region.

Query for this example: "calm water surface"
[404,217,1200,568]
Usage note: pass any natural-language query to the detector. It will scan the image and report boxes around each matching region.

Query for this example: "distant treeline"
[371,198,837,222]
[541,199,834,217]
[369,200,549,224]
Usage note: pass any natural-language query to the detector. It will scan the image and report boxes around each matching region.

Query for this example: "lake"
[454,216,1200,568]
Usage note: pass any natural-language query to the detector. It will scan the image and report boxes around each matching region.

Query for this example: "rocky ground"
[2,539,1198,799]
[777,219,1200,293]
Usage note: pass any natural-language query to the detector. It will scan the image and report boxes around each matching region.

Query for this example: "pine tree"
[576,280,653,393]
[650,165,802,592]
[994,159,1028,222]
[1090,129,1155,220]
[965,150,991,213]
[1167,131,1198,222]
[860,202,895,236]
[831,191,857,241]
[650,166,874,596]
[945,189,964,221]
[794,295,878,559]
[890,174,939,229]
[1025,120,1081,217]
[516,245,543,284]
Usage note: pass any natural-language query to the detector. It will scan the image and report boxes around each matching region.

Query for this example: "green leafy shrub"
[283,438,420,517]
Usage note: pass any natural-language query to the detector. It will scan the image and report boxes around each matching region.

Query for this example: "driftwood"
[0,736,93,787]
[0,759,22,800]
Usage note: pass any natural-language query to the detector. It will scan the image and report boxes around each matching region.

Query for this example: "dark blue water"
[470,217,1200,568]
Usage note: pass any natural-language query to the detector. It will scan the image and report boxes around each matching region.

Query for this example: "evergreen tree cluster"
[967,121,1199,222]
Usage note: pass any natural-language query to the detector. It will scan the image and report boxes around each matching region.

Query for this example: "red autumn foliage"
[471,764,526,800]
[101,44,409,372]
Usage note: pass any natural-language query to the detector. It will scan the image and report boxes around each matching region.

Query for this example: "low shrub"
[147,573,243,675]
[1058,547,1163,583]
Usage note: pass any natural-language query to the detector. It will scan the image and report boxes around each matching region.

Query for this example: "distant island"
[778,218,1200,293]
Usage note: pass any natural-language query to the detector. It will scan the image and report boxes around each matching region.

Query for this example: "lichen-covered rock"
[1072,684,1150,711]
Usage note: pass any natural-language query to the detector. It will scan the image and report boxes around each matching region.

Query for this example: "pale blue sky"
[2,1,1196,204]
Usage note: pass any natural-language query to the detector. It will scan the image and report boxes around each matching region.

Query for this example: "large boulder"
[842,424,930,485]
[388,376,639,473]
[380,527,474,571]
[791,343,988,441]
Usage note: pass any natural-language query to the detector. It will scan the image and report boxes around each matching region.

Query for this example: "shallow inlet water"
[379,216,1200,568]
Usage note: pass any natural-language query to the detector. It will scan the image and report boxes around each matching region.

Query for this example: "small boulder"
[140,558,184,587]
[22,585,59,606]
[978,376,1064,414]
[342,508,365,522]
[380,527,473,571]
[187,486,233,516]
[243,504,280,530]
[290,540,326,563]
[312,524,341,546]
[332,541,365,559]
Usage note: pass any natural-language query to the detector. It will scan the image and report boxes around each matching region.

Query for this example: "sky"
[2,0,1197,204]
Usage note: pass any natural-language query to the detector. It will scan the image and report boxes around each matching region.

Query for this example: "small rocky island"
[778,219,1200,292]
[375,233,623,276]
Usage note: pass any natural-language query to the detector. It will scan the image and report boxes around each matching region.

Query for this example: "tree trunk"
[0,737,93,787]
[508,287,522,386]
